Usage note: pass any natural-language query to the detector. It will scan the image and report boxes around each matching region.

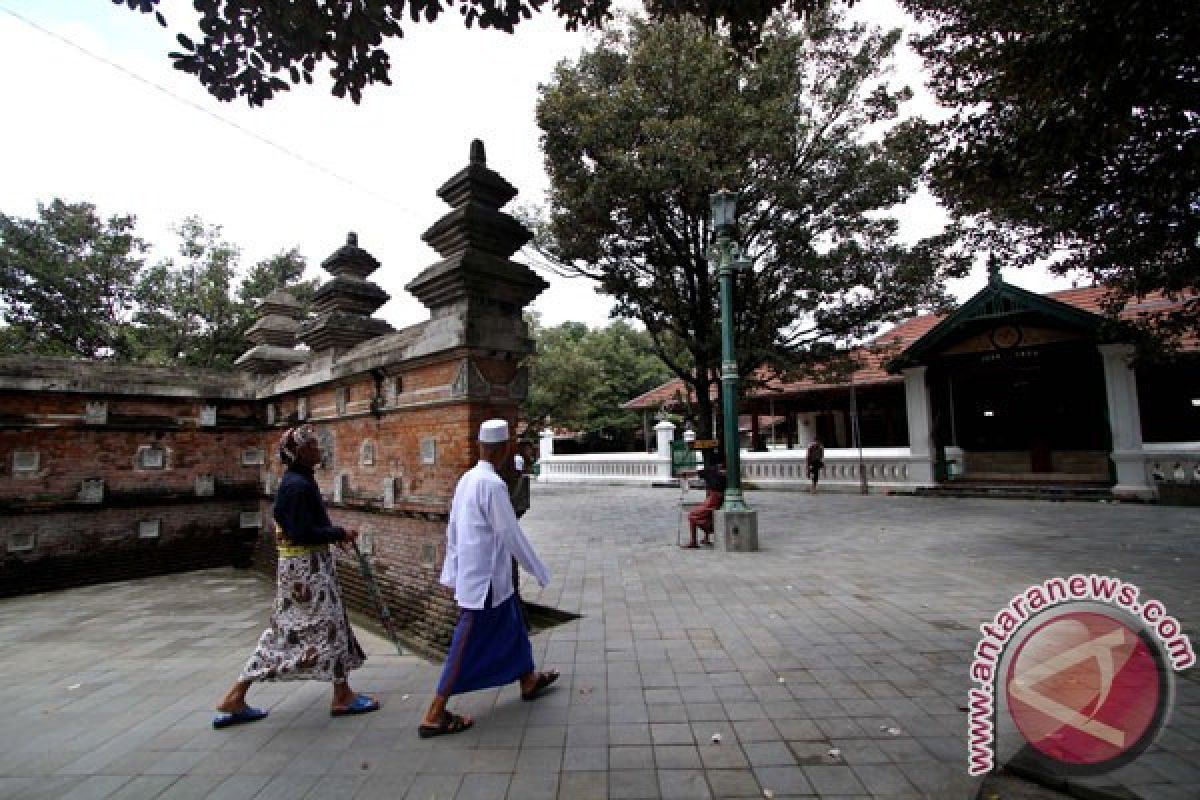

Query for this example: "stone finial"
[255,289,306,320]
[320,231,381,280]
[236,286,311,372]
[987,254,1003,286]
[405,139,549,318]
[297,233,394,353]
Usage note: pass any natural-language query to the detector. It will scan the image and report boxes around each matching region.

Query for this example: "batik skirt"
[240,549,366,683]
[437,591,534,696]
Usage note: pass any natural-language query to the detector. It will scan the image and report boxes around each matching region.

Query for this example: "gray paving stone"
[4,488,1199,800]
[555,770,606,800]
[58,776,133,800]
[744,741,798,767]
[650,723,694,745]
[753,765,813,796]
[704,768,762,798]
[607,769,660,799]
[609,746,655,770]
[405,774,463,800]
[503,772,557,800]
[657,769,712,799]
[562,747,607,771]
[454,773,510,800]
[515,747,562,773]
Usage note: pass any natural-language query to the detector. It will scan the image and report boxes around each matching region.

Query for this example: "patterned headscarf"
[279,424,319,465]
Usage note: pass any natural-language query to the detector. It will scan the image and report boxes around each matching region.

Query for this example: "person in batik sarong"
[212,425,379,729]
[417,419,559,738]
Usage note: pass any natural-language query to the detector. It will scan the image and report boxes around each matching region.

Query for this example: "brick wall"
[0,361,263,598]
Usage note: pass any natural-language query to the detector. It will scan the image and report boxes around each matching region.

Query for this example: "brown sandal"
[417,710,473,738]
[521,670,560,702]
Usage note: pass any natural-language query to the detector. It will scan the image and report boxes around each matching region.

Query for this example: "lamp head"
[710,189,738,236]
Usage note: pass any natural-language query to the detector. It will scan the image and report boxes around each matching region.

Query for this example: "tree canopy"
[0,199,312,366]
[533,12,964,440]
[902,0,1199,345]
[116,0,836,106]
[0,199,146,359]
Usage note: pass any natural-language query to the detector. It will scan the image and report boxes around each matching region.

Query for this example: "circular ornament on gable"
[990,324,1023,349]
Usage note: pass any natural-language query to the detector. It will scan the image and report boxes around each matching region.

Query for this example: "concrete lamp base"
[715,509,759,552]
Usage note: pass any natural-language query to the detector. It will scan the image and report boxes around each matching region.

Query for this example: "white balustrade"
[534,440,1200,497]
[536,452,669,485]
[536,446,935,491]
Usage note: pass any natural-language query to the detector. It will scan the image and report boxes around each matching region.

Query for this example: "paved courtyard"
[0,486,1196,799]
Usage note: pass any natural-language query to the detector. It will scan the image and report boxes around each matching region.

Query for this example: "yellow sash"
[276,527,326,559]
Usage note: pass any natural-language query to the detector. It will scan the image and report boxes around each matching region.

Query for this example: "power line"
[0,4,417,214]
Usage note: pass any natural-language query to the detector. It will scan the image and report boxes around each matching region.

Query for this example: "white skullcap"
[479,419,510,443]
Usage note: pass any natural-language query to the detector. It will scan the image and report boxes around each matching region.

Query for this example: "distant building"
[624,274,1199,499]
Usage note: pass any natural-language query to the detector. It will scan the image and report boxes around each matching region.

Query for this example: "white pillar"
[903,366,935,484]
[795,412,818,447]
[1099,344,1153,499]
[539,429,555,460]
[654,420,676,480]
[654,420,676,458]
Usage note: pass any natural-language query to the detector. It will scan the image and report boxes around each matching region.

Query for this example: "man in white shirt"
[513,450,525,473]
[417,419,559,738]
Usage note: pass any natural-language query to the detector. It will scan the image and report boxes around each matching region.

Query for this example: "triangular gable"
[890,277,1105,370]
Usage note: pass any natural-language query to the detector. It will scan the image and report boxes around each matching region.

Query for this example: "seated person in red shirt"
[686,459,726,548]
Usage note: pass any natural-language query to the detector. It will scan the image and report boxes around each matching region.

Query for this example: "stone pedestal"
[715,509,758,552]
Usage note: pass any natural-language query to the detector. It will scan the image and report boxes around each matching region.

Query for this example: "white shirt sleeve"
[438,485,460,589]
[487,479,550,588]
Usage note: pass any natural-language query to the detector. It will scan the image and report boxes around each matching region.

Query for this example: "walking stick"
[351,540,405,655]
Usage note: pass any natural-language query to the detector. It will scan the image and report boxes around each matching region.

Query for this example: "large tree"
[903,0,1199,345]
[524,315,673,449]
[131,217,247,368]
[533,12,964,441]
[116,0,833,106]
[0,199,147,359]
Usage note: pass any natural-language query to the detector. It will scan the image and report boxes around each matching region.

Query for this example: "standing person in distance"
[417,419,559,738]
[806,438,825,493]
[212,425,379,729]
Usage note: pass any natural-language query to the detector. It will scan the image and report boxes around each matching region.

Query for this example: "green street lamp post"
[709,190,759,550]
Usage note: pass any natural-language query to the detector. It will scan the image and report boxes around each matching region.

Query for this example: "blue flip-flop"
[212,706,268,729]
[331,694,380,717]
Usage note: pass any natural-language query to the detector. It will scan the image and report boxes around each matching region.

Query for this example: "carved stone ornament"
[451,360,492,399]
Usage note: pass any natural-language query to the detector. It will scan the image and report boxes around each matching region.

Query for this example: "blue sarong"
[437,591,534,696]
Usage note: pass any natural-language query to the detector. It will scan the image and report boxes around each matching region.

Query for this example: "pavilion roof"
[622,285,1195,412]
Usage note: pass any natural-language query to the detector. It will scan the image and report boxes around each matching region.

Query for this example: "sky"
[0,0,1075,333]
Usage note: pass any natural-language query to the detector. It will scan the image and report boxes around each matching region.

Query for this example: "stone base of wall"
[1,503,254,598]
